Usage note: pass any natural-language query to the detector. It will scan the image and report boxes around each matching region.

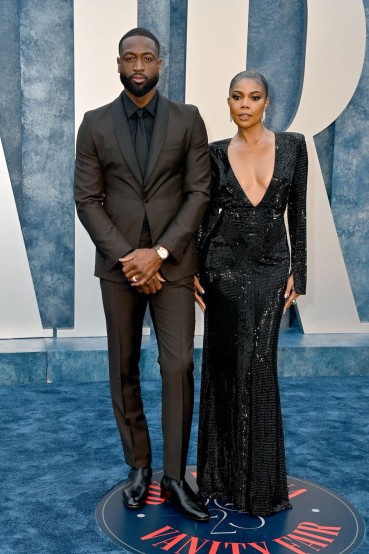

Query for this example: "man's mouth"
[130,75,147,85]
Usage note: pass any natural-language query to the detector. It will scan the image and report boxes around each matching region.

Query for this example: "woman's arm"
[287,134,308,295]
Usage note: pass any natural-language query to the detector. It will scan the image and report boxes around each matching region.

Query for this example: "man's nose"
[133,58,144,71]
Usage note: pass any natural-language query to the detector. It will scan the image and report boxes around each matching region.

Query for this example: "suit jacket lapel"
[144,93,169,185]
[111,93,143,189]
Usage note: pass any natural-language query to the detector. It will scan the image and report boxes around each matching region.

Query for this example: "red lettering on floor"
[273,537,309,554]
[288,484,308,500]
[141,526,179,541]
[175,537,210,554]
[153,534,188,551]
[288,534,331,549]
[208,541,222,554]
[296,523,340,536]
[293,529,334,544]
[248,542,271,553]
[224,542,247,554]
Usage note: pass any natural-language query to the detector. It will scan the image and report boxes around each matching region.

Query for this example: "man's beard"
[120,72,159,97]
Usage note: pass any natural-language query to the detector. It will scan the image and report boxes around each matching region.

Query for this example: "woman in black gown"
[195,70,307,516]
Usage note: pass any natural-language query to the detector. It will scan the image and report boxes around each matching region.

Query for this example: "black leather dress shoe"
[122,466,152,509]
[161,475,210,521]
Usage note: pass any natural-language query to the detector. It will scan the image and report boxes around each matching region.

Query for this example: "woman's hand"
[194,275,206,313]
[283,274,300,315]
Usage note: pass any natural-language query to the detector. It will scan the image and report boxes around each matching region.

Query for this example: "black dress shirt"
[122,91,158,246]
[122,90,158,172]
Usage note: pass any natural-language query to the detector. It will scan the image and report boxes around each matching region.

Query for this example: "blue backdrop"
[1,0,368,330]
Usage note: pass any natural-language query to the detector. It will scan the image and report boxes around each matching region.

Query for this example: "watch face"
[158,247,168,259]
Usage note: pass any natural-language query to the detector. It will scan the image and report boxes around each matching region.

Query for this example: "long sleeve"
[196,152,221,261]
[157,107,211,263]
[287,134,308,294]
[74,113,133,270]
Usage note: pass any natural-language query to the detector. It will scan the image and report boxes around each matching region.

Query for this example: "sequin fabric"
[196,132,307,516]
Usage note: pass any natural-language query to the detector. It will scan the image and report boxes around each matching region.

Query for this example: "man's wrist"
[153,244,169,261]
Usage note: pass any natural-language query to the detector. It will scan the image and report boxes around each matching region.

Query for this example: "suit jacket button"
[144,198,148,203]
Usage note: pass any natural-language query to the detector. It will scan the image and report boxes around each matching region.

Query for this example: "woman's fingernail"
[284,294,288,299]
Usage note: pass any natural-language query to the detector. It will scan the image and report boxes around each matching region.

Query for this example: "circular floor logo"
[96,465,365,554]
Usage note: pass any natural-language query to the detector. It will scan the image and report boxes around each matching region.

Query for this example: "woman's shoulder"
[277,131,306,145]
[209,138,231,151]
[208,139,231,161]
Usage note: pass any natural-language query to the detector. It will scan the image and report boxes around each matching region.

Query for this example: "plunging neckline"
[226,132,278,208]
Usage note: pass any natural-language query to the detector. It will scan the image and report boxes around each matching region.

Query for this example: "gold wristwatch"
[153,244,169,260]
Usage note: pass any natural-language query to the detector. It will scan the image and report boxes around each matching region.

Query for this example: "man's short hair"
[118,28,161,56]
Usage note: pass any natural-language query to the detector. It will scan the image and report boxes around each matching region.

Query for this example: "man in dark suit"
[74,28,211,521]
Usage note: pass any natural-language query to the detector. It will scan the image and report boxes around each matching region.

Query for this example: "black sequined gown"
[197,132,307,516]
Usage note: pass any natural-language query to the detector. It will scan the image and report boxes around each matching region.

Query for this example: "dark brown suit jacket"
[74,91,211,282]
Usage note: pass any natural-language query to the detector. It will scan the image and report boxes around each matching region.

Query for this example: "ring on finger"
[132,276,138,283]
[292,299,297,305]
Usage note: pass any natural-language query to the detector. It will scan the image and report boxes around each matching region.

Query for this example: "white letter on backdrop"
[289,0,368,333]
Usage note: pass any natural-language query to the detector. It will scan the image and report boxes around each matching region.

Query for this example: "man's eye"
[144,57,153,62]
[124,57,134,62]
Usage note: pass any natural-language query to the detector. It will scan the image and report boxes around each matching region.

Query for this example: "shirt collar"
[122,90,158,119]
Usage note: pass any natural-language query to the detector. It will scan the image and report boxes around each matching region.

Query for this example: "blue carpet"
[1,377,368,553]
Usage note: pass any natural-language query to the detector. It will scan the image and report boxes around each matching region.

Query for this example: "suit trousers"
[100,274,195,481]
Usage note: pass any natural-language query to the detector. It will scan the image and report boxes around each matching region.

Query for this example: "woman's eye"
[232,95,241,100]
[251,96,261,101]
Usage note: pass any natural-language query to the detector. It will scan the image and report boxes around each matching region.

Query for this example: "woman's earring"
[230,113,233,123]
[261,110,266,124]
